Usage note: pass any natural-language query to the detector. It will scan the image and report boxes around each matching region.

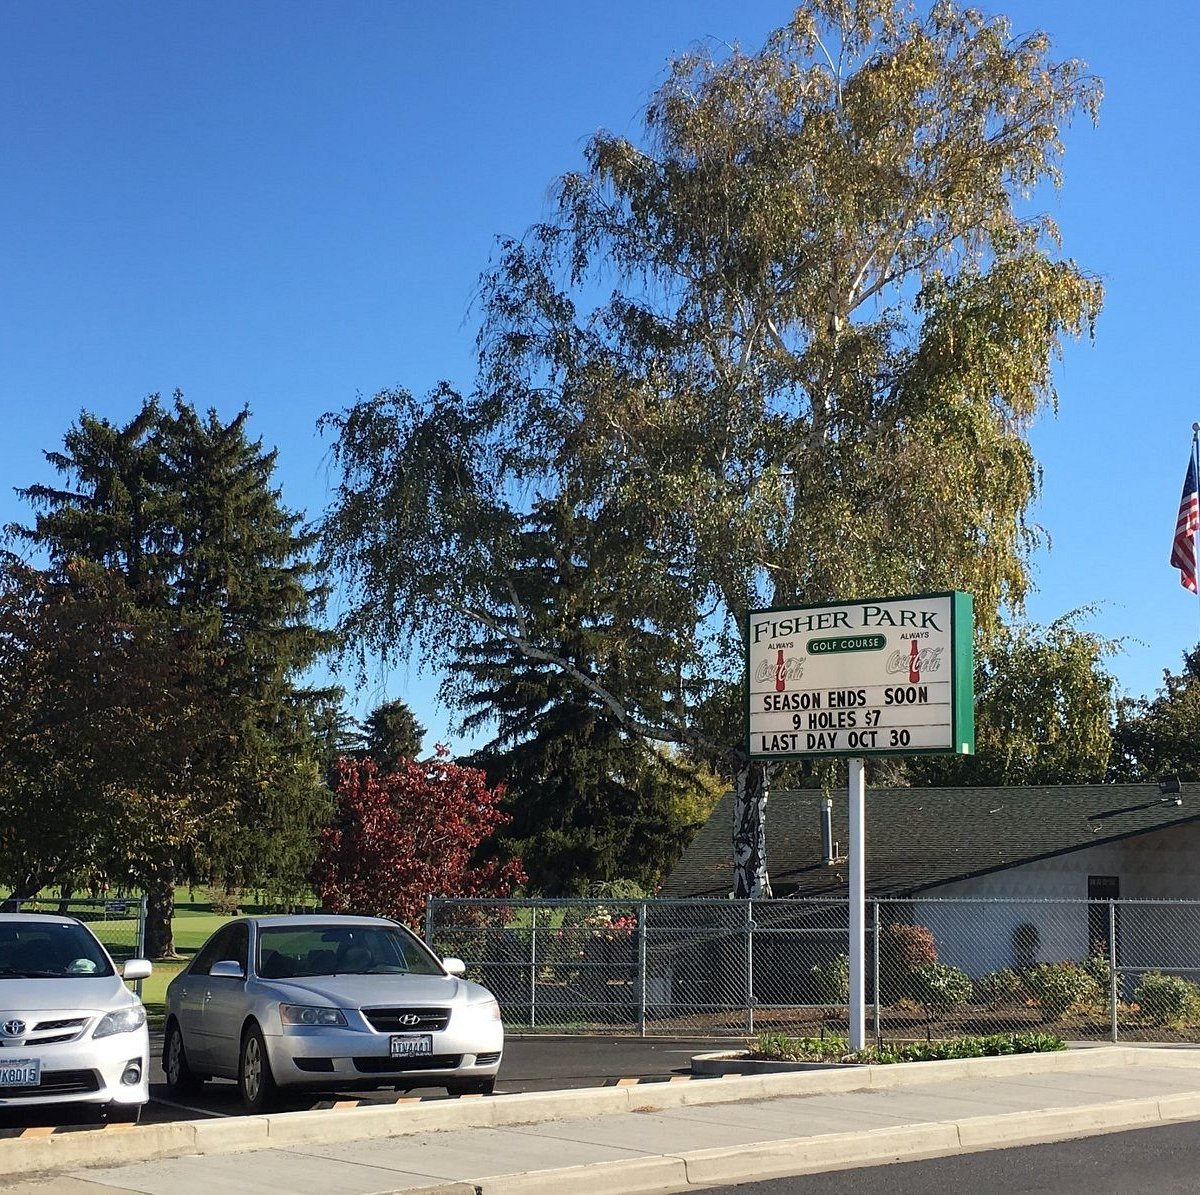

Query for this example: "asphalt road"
[696,1121,1200,1194]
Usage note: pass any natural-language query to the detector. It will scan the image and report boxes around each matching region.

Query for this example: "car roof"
[0,913,83,926]
[244,914,401,929]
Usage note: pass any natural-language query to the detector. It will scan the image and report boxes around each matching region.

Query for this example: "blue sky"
[2,2,1197,751]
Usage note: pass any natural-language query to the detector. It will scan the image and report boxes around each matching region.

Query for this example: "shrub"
[746,1032,1066,1065]
[1133,972,1200,1027]
[207,886,242,916]
[1021,962,1103,1022]
[907,963,972,1036]
[871,1032,1067,1063]
[748,1032,848,1062]
[810,953,850,1005]
[976,968,1024,1007]
[883,923,939,969]
[1083,949,1113,994]
[880,923,938,1002]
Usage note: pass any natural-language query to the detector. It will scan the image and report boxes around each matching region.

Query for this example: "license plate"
[390,1034,433,1057]
[0,1059,39,1087]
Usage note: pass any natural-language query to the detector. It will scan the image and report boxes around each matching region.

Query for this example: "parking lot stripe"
[149,1097,228,1118]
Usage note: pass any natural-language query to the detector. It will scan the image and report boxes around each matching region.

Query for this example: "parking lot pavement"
[137,1033,724,1121]
[4,1046,1200,1193]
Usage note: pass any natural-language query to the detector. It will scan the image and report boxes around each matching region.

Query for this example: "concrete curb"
[390,1089,1200,1195]
[0,1045,1196,1179]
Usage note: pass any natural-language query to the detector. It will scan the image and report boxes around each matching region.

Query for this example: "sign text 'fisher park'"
[745,593,975,759]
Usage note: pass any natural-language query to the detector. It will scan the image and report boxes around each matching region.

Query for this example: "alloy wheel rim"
[167,1031,181,1083]
[244,1038,261,1099]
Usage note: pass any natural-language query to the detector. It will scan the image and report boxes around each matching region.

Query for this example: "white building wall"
[906,822,1200,979]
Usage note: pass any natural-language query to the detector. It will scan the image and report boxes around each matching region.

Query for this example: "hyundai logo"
[1,1020,26,1038]
[397,1014,421,1027]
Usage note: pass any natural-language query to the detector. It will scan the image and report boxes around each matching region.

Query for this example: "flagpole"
[1193,423,1200,640]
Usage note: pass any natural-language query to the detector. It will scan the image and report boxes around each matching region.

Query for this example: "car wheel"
[163,1019,203,1093]
[446,1077,495,1096]
[238,1023,279,1113]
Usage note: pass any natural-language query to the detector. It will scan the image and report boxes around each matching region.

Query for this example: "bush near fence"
[426,896,1200,1042]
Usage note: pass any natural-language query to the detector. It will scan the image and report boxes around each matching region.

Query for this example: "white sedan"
[0,913,152,1120]
[163,914,503,1111]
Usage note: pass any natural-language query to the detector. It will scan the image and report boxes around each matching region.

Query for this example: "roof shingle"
[659,783,1200,898]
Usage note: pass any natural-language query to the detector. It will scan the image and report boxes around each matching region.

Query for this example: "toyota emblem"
[398,1014,421,1027]
[1,1020,26,1037]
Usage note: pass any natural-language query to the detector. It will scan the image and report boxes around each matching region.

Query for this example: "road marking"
[149,1097,229,1118]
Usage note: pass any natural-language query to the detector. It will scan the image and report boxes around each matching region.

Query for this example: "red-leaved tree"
[313,749,525,926]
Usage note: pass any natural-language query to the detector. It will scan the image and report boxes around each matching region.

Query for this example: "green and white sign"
[745,591,975,759]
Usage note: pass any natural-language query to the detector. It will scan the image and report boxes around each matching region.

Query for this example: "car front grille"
[0,1017,90,1047]
[475,1052,501,1065]
[353,1054,462,1073]
[0,1069,100,1097]
[362,1007,451,1033]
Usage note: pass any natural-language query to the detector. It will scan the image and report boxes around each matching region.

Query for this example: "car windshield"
[256,924,446,979]
[0,922,115,979]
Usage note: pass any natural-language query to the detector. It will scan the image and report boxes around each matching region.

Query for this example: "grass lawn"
[136,905,239,1026]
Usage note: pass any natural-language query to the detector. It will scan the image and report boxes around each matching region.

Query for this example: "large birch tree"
[320,0,1103,897]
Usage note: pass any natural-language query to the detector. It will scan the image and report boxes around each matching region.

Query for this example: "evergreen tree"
[452,510,716,894]
[358,699,426,771]
[9,393,333,954]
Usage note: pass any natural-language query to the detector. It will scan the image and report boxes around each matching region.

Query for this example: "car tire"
[163,1019,203,1093]
[446,1077,495,1096]
[238,1023,279,1113]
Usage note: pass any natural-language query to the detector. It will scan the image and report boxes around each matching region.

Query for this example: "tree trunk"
[732,760,771,899]
[144,878,177,959]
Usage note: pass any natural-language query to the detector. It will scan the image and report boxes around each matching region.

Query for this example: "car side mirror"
[122,959,153,981]
[442,957,466,977]
[210,959,245,980]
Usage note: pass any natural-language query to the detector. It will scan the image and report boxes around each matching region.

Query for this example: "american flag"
[1171,451,1200,592]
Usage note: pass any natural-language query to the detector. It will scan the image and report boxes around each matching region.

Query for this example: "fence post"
[872,899,881,1043]
[637,901,648,1038]
[1109,900,1119,1044]
[530,906,538,1031]
[423,896,434,946]
[745,901,755,1036]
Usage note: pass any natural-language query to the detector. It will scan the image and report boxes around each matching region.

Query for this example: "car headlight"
[472,999,502,1022]
[280,1004,348,1027]
[93,1004,147,1039]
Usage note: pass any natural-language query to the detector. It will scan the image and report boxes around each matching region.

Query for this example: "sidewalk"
[6,1047,1200,1194]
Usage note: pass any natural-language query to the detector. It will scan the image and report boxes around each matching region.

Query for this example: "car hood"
[0,974,134,1013]
[263,973,481,1007]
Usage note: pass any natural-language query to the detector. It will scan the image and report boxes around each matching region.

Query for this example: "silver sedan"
[163,914,503,1111]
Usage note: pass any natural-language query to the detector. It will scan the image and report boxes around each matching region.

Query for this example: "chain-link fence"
[4,896,148,992]
[426,896,1200,1043]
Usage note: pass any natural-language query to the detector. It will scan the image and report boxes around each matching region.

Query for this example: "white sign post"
[745,593,974,1053]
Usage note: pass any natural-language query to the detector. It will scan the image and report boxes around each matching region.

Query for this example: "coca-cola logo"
[755,654,806,689]
[886,646,943,678]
